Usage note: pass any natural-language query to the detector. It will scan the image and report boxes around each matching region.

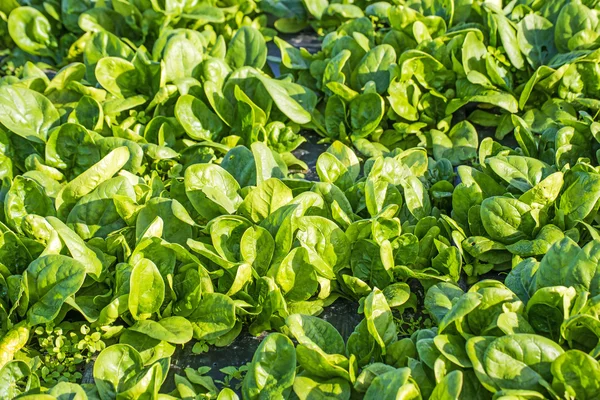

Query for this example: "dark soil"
[291,131,329,180]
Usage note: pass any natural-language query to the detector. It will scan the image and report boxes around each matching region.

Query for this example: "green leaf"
[364,288,396,355]
[0,86,59,143]
[175,94,225,141]
[185,163,243,221]
[129,317,193,344]
[55,146,130,218]
[551,350,600,399]
[188,293,236,340]
[242,333,296,399]
[517,14,556,69]
[225,26,267,70]
[482,334,564,393]
[128,258,165,320]
[8,7,56,58]
[26,255,86,325]
[93,344,144,400]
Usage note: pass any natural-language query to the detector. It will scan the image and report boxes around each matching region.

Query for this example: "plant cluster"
[278,1,600,161]
[0,0,600,399]
[0,0,275,75]
[33,322,105,387]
